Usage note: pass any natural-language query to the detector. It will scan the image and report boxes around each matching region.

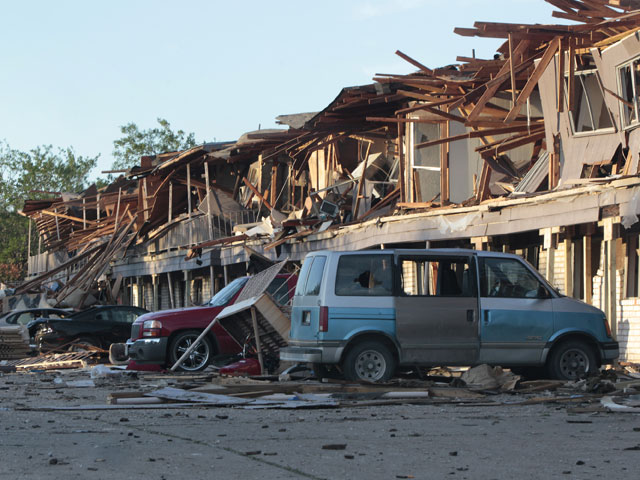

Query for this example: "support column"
[136,276,143,308]
[564,237,574,298]
[152,274,159,312]
[583,235,593,304]
[541,228,559,287]
[183,270,191,308]
[223,265,229,286]
[471,236,489,251]
[167,272,175,309]
[602,218,619,340]
[209,266,215,297]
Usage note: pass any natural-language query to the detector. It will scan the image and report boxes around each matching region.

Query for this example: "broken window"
[399,258,472,297]
[479,257,547,298]
[410,122,441,202]
[566,70,613,133]
[335,254,393,297]
[619,58,640,127]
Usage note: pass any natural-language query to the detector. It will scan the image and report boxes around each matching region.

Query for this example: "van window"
[335,254,393,296]
[400,257,473,297]
[480,257,547,298]
[295,256,327,296]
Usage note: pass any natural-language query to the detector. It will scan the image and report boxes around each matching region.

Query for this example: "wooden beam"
[243,177,273,210]
[508,33,517,108]
[440,119,450,205]
[505,37,560,123]
[416,123,542,149]
[466,40,531,122]
[557,37,565,112]
[395,50,433,75]
[40,209,96,225]
[568,37,576,113]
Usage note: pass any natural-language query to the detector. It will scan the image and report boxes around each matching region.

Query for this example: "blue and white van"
[280,249,619,382]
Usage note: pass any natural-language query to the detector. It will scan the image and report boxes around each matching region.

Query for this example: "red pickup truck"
[125,274,296,371]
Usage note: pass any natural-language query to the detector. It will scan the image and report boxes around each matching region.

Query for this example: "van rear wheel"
[343,341,396,383]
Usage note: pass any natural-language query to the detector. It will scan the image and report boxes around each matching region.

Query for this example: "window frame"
[617,56,640,130]
[397,255,476,298]
[479,256,552,299]
[565,68,615,137]
[334,253,394,297]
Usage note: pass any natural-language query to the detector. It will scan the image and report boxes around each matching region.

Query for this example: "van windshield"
[207,277,249,306]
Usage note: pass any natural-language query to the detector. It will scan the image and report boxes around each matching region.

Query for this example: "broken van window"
[335,254,393,296]
[400,258,472,297]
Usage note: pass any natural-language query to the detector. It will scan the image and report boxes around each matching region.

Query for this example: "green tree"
[0,141,98,284]
[111,118,198,170]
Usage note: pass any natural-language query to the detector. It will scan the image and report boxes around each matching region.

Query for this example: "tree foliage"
[0,141,98,284]
[0,142,98,212]
[111,118,198,170]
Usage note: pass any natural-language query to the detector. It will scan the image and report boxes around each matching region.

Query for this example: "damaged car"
[27,305,148,351]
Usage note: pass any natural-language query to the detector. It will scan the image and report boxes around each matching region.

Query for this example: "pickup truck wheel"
[169,331,213,372]
[547,340,597,380]
[343,341,396,383]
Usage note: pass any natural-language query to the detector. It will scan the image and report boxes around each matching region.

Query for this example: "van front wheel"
[547,340,597,380]
[343,341,396,382]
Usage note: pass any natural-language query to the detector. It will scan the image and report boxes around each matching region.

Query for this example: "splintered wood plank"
[395,50,433,75]
[466,40,531,122]
[568,37,576,113]
[557,37,565,112]
[243,177,273,210]
[505,37,560,123]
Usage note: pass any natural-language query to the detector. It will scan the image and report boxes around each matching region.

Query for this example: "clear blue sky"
[1,0,562,180]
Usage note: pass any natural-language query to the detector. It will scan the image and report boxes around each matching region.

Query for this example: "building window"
[618,58,640,128]
[566,70,613,133]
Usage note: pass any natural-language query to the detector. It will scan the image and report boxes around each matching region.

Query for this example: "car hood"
[134,305,223,324]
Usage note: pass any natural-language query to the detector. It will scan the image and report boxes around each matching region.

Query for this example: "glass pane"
[480,257,546,298]
[400,258,472,297]
[304,256,327,296]
[620,64,637,125]
[294,256,314,296]
[266,277,290,305]
[570,72,612,132]
[208,277,249,306]
[335,254,393,296]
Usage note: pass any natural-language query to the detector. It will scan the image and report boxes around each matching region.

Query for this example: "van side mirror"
[537,286,550,298]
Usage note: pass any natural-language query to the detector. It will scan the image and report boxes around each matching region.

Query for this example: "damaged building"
[12,0,640,365]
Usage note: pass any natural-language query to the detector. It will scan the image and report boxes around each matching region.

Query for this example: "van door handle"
[484,310,490,324]
[467,309,474,322]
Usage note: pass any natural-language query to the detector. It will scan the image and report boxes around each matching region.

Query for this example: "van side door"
[395,254,479,365]
[477,256,555,365]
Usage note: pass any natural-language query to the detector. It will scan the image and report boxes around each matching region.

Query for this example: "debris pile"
[0,326,30,360]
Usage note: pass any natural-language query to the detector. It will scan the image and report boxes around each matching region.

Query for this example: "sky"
[0,0,564,180]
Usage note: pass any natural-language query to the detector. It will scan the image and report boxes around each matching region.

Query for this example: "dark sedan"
[27,305,149,351]
[0,308,72,326]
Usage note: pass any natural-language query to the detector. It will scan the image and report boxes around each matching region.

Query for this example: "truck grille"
[130,324,141,340]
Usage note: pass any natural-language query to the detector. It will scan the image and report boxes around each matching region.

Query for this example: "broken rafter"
[504,37,561,123]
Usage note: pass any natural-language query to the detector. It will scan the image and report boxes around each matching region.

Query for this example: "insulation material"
[437,213,480,235]
[621,187,640,229]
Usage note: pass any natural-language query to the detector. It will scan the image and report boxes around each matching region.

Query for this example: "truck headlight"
[142,320,162,337]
